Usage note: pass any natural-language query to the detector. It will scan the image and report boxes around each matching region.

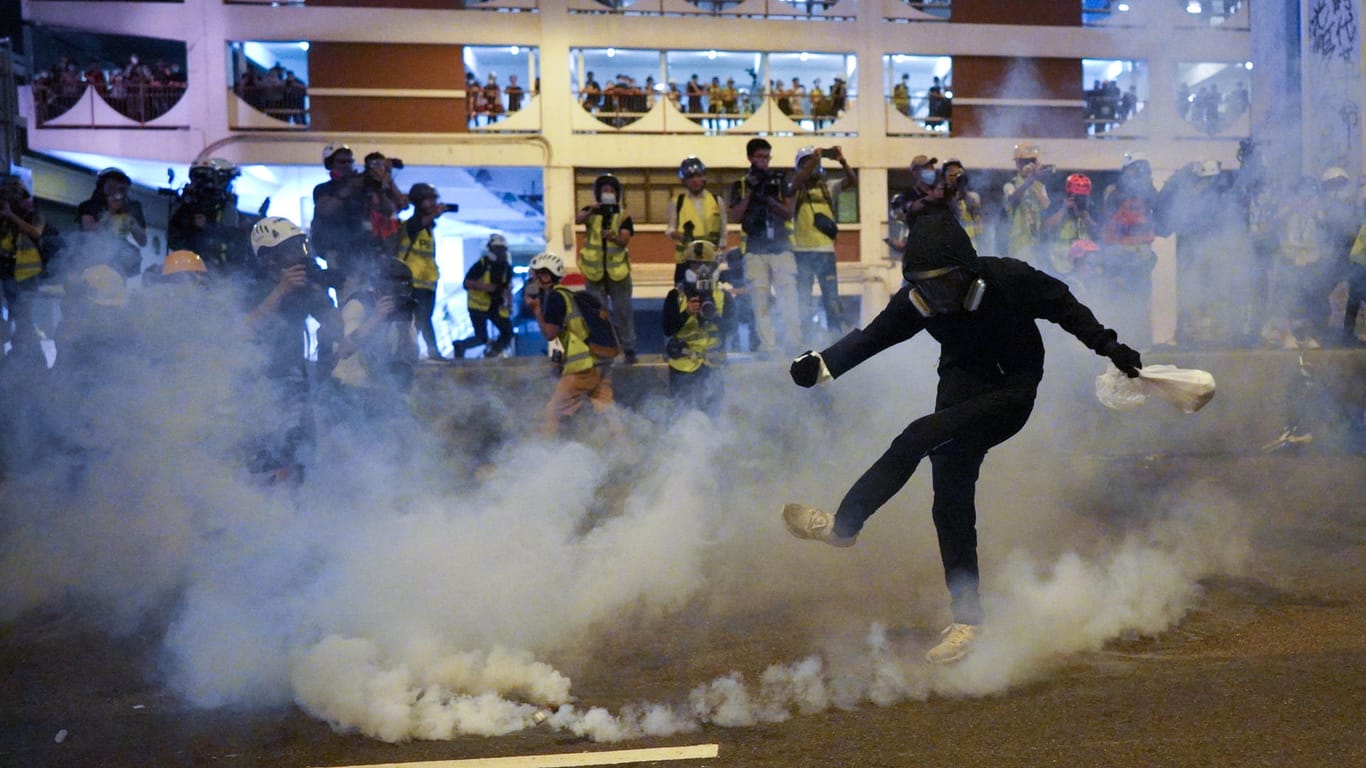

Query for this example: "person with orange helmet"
[1042,172,1101,288]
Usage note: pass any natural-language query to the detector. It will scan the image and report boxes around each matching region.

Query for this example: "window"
[1082,58,1147,135]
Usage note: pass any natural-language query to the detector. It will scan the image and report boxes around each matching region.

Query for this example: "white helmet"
[321,142,351,169]
[528,252,564,278]
[250,216,306,257]
[487,233,508,249]
[795,146,818,171]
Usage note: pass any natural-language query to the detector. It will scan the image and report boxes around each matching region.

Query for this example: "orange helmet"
[1065,173,1093,196]
[164,249,207,276]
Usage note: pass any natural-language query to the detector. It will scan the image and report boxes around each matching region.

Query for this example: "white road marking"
[316,743,720,768]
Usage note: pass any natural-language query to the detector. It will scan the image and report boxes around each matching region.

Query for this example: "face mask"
[599,192,617,205]
[918,169,936,186]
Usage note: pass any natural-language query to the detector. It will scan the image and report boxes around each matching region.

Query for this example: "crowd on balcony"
[234,64,309,125]
[1083,79,1140,135]
[466,72,535,127]
[1176,79,1249,136]
[30,54,187,124]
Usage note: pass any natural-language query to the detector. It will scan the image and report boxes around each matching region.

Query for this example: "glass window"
[1082,58,1147,135]
[1176,61,1251,135]
[884,54,952,132]
[464,45,541,128]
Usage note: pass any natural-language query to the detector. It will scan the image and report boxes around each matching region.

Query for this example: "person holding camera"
[311,143,369,279]
[245,216,342,484]
[398,183,455,362]
[667,156,727,284]
[328,257,419,421]
[168,157,250,275]
[663,240,733,414]
[1042,173,1101,290]
[1002,144,1052,266]
[525,252,620,440]
[729,138,799,357]
[452,233,514,358]
[77,167,147,278]
[0,175,51,370]
[942,160,983,254]
[574,173,637,364]
[791,145,856,345]
[361,152,408,262]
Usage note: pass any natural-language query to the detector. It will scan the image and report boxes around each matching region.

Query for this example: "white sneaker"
[781,503,856,547]
[925,623,980,664]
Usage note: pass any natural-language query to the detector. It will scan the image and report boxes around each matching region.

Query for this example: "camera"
[681,263,719,320]
[597,202,620,219]
[752,168,785,198]
[438,202,459,216]
[306,262,347,291]
[389,158,405,170]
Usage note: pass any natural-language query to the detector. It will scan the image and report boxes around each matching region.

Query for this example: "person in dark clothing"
[783,185,1143,665]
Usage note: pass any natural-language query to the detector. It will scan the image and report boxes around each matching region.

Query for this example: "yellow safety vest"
[466,257,510,317]
[674,192,724,264]
[1,229,42,282]
[792,183,836,250]
[580,211,630,282]
[667,288,728,373]
[552,285,597,375]
[399,221,439,291]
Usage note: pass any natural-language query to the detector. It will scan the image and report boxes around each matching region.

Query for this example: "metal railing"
[234,84,309,125]
[30,82,187,125]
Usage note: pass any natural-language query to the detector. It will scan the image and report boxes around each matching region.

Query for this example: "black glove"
[790,351,825,388]
[1104,342,1143,378]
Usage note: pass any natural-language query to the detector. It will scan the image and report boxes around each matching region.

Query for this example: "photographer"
[1002,144,1052,265]
[398,183,456,362]
[574,173,637,364]
[329,258,419,418]
[311,143,368,278]
[77,167,148,278]
[1,174,50,370]
[668,156,727,284]
[791,145,856,344]
[1042,173,1101,290]
[942,159,983,253]
[452,233,514,358]
[728,138,798,357]
[168,157,249,275]
[361,152,408,261]
[663,240,732,414]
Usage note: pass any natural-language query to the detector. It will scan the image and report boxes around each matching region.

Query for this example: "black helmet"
[593,173,622,201]
[678,156,706,179]
[407,182,438,203]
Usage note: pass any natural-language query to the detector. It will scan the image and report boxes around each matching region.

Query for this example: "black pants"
[462,308,513,353]
[412,288,439,358]
[834,376,1036,624]
[1344,264,1366,341]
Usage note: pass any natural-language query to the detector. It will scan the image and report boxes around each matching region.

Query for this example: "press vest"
[580,210,630,282]
[399,220,439,291]
[793,183,837,251]
[673,192,724,263]
[667,288,728,374]
[552,285,598,375]
[1,229,42,282]
[466,257,510,317]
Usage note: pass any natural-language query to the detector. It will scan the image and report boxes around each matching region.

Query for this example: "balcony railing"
[567,92,859,134]
[235,84,309,125]
[29,82,187,126]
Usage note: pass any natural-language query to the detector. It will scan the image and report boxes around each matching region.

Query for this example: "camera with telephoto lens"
[680,261,719,321]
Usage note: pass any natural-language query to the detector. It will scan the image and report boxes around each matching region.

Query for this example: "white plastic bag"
[1139,364,1216,413]
[1095,366,1148,411]
[1095,364,1217,414]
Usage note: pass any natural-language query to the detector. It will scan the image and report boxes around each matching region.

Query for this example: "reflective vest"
[580,210,630,282]
[1,229,42,282]
[667,288,728,374]
[398,220,439,291]
[792,183,836,251]
[1048,212,1094,276]
[552,285,597,375]
[1004,173,1048,262]
[466,256,510,317]
[673,192,724,263]
[950,194,984,252]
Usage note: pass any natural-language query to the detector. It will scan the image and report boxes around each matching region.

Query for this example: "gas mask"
[906,266,985,317]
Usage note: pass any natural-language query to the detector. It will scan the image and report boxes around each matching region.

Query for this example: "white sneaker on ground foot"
[925,623,980,664]
[782,503,856,547]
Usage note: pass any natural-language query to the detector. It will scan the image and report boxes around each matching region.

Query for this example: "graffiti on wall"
[1305,0,1361,172]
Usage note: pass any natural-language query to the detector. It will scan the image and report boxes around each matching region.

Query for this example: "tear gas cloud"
[0,277,1256,743]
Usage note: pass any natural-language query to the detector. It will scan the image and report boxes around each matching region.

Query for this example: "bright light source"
[297,41,310,51]
[1117,3,1130,11]
[893,54,905,63]
[799,52,809,62]
[1186,1,1202,13]
[706,50,717,60]
[606,48,616,58]
[510,46,520,55]
[1243,61,1254,70]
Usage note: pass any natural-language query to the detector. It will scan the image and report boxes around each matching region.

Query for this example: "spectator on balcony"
[666,81,682,110]
[686,74,705,117]
[283,70,307,125]
[581,71,603,113]
[1119,84,1137,122]
[506,74,526,112]
[892,73,911,116]
[830,76,848,117]
[484,73,504,122]
[720,77,740,125]
[808,78,827,127]
[706,76,725,129]
[467,73,486,126]
[789,77,807,117]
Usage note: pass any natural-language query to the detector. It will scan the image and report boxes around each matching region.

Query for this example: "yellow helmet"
[164,249,207,276]
[685,239,717,263]
[1012,144,1040,161]
[81,264,129,307]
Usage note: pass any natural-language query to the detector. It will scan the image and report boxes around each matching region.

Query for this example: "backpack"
[557,286,621,360]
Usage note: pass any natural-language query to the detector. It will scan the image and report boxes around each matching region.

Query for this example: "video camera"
[306,262,347,292]
[750,166,786,198]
